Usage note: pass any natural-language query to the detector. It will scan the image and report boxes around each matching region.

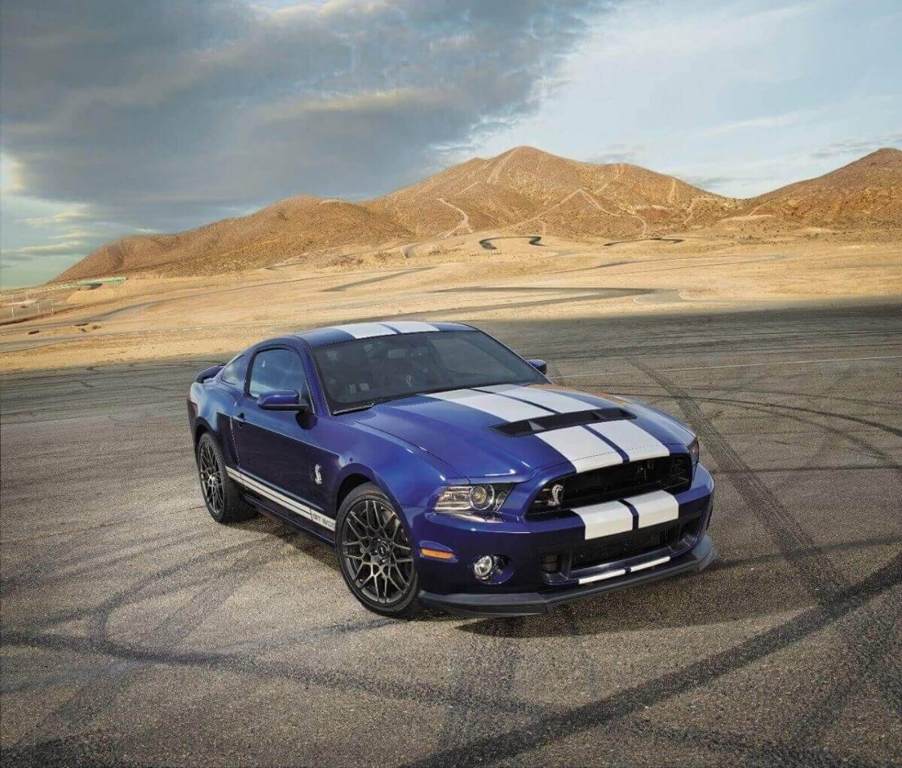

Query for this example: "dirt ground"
[1,232,900,373]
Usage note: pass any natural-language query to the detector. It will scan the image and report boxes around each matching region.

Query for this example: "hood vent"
[494,408,634,437]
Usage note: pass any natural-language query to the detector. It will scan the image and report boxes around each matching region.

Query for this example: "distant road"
[603,236,684,247]
[479,235,543,250]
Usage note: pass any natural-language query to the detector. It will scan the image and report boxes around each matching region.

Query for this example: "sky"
[1,0,900,289]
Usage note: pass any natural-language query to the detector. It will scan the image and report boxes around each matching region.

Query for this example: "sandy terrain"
[1,232,900,373]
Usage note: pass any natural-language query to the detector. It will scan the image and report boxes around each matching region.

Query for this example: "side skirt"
[244,493,336,546]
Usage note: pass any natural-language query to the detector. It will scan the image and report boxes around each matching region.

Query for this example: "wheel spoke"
[341,495,414,606]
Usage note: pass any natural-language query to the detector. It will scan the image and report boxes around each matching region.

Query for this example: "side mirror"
[257,390,310,412]
[527,358,548,374]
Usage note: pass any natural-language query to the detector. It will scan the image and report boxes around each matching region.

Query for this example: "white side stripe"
[226,467,336,531]
[332,322,396,339]
[588,420,670,461]
[479,385,596,414]
[571,499,634,539]
[537,426,622,473]
[630,490,680,528]
[427,389,550,421]
[382,320,439,333]
[578,568,626,585]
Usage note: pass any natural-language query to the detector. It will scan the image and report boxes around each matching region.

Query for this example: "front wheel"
[336,483,420,617]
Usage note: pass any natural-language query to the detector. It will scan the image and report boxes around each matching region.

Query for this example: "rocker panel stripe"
[226,467,336,531]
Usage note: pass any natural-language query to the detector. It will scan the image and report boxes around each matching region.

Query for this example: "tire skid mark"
[631,362,902,732]
[19,533,292,744]
[3,624,554,722]
[433,617,525,752]
[633,361,849,599]
[618,721,890,768]
[402,555,900,768]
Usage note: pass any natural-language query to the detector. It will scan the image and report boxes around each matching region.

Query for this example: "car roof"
[294,321,474,348]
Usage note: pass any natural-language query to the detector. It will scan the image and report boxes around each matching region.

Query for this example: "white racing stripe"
[427,389,551,422]
[571,499,634,539]
[226,467,336,531]
[629,490,680,528]
[331,322,397,339]
[588,420,670,461]
[382,320,439,334]
[573,490,679,539]
[479,384,596,414]
[537,426,622,473]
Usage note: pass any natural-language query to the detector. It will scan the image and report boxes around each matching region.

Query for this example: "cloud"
[701,109,815,138]
[0,0,608,235]
[5,241,88,257]
[586,144,645,164]
[811,134,902,160]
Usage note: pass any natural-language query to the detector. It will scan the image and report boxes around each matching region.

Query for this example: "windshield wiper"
[332,402,377,415]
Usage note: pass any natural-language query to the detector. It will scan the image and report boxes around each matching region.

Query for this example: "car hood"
[351,383,695,481]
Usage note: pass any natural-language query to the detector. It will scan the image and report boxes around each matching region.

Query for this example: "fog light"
[473,555,497,581]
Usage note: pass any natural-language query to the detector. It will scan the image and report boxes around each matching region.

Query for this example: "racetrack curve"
[1,302,901,767]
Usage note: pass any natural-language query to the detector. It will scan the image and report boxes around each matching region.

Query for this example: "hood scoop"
[494,407,634,437]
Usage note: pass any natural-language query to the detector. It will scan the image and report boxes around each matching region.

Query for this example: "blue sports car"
[188,321,715,617]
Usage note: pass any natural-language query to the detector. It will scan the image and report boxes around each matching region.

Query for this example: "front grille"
[547,515,704,579]
[571,520,687,569]
[529,454,692,518]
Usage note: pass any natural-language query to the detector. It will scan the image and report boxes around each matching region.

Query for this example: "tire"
[336,483,421,617]
[195,432,256,523]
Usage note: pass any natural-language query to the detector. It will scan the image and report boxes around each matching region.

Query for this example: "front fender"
[329,426,458,529]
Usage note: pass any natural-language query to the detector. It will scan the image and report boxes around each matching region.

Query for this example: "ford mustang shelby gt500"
[188,321,715,616]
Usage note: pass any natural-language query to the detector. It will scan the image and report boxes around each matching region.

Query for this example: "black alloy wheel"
[337,483,420,616]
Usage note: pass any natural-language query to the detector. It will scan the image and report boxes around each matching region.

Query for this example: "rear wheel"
[196,432,256,523]
[336,483,420,617]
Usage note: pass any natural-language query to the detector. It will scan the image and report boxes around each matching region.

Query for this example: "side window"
[220,354,247,387]
[248,349,308,399]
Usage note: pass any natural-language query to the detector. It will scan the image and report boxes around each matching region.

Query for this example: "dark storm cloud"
[0,0,607,231]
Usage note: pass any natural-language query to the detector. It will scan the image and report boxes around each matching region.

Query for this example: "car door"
[233,346,322,510]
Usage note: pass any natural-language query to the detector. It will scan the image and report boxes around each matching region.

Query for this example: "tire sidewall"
[336,483,420,616]
[196,433,227,522]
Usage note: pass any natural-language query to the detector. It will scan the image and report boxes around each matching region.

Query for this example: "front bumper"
[419,533,717,616]
[411,463,715,616]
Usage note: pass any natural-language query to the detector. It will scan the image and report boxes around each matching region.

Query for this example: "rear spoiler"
[195,363,225,383]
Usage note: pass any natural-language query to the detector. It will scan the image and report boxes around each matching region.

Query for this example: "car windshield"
[313,330,545,412]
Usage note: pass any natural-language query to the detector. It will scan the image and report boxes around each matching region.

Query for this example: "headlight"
[688,438,700,468]
[434,484,510,515]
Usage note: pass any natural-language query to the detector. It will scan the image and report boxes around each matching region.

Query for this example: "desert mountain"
[738,148,902,227]
[56,146,901,281]
[366,146,735,239]
[56,196,411,281]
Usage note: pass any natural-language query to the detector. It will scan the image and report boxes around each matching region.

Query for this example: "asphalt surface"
[1,302,901,767]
